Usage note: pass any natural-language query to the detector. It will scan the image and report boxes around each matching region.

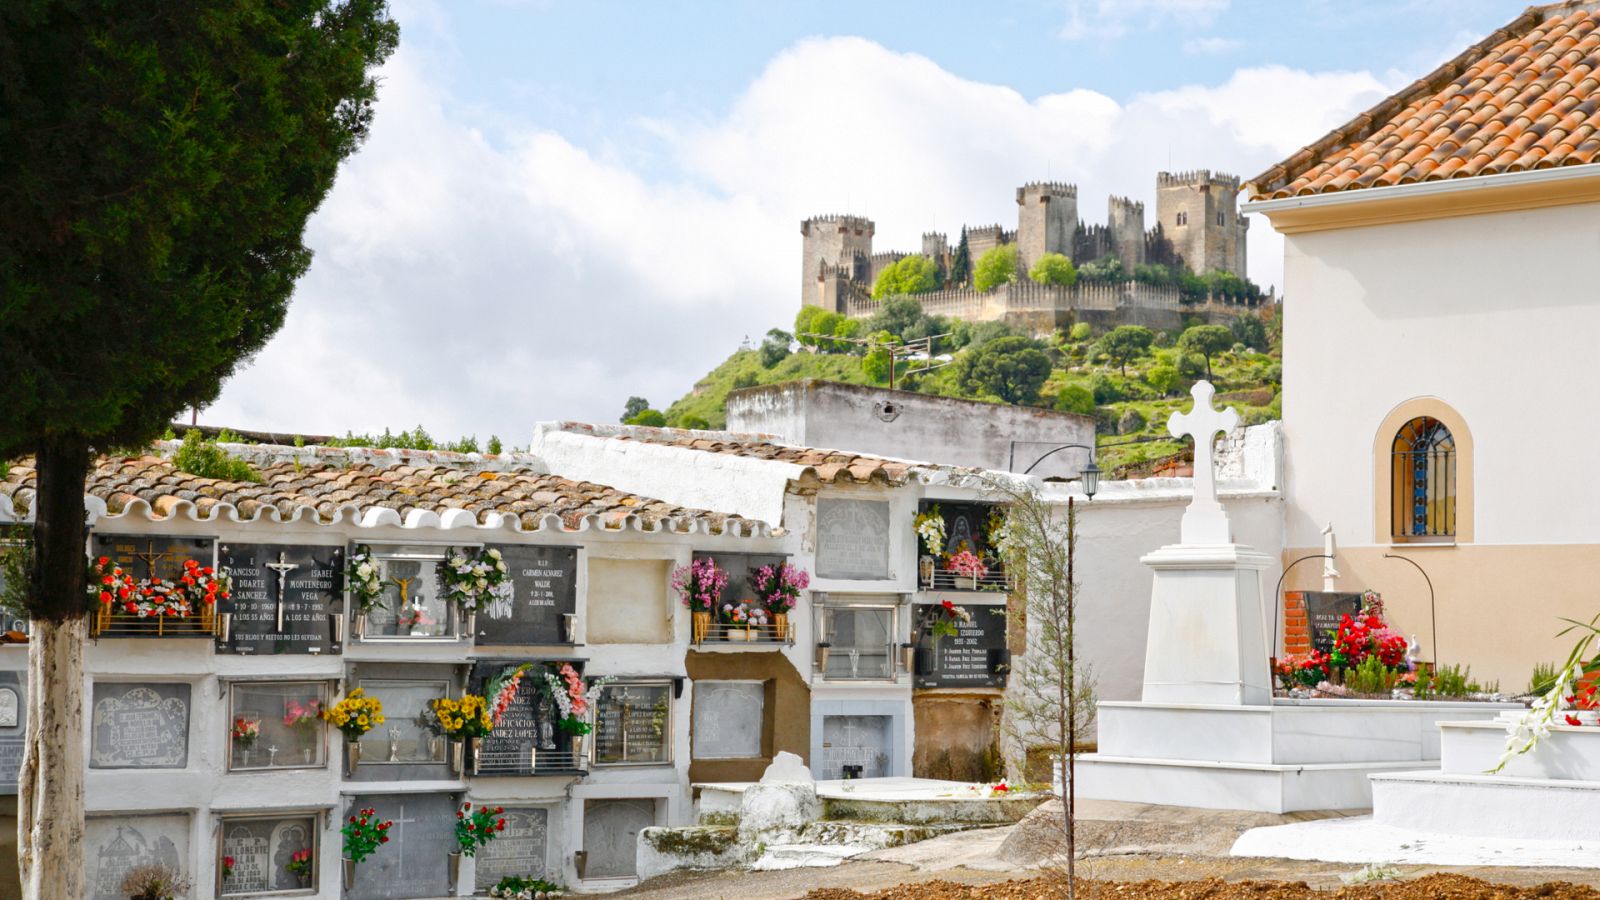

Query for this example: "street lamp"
[1081,460,1100,500]
[1013,442,1099,499]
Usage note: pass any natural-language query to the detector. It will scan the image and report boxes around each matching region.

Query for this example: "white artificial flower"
[451,555,467,568]
[488,548,502,560]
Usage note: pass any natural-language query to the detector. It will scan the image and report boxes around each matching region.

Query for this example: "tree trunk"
[18,436,89,898]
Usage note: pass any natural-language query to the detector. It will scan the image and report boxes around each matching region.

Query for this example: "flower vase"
[354,612,367,640]
[345,739,360,775]
[954,575,977,591]
[816,643,831,672]
[342,856,356,890]
[296,872,311,890]
[463,610,477,640]
[773,612,789,642]
[447,850,462,894]
[469,736,482,775]
[900,643,915,674]
[450,738,465,775]
[301,748,312,765]
[562,612,577,643]
[919,555,935,588]
[692,611,710,644]
[569,733,585,767]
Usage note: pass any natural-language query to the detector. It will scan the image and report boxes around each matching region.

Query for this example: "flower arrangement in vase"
[285,848,313,887]
[346,545,385,615]
[719,602,769,640]
[751,562,808,640]
[945,549,988,590]
[914,507,946,556]
[341,806,392,877]
[395,603,435,634]
[542,664,611,759]
[924,599,972,642]
[231,716,260,759]
[672,557,728,643]
[89,556,230,619]
[1328,612,1408,672]
[437,547,509,630]
[1273,651,1330,691]
[323,688,384,771]
[454,801,508,857]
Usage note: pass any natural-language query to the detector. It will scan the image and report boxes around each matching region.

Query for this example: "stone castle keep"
[802,171,1256,332]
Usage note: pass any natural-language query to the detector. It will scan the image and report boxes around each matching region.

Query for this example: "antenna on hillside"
[796,331,953,391]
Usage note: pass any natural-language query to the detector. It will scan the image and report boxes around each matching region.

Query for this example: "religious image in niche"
[385,560,443,637]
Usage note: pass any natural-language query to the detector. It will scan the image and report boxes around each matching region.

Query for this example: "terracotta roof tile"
[613,431,922,486]
[1248,3,1600,199]
[0,448,752,535]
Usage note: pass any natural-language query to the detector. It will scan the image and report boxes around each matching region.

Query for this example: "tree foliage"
[1100,325,1154,376]
[621,396,651,423]
[626,409,667,427]
[948,227,972,288]
[1230,313,1268,351]
[871,254,939,299]
[1178,324,1234,379]
[759,329,792,368]
[1053,384,1095,416]
[956,336,1051,405]
[973,244,1019,293]
[1028,252,1077,288]
[861,330,896,384]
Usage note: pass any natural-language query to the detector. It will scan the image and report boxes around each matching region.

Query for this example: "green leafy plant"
[1529,661,1558,696]
[172,429,261,483]
[489,875,567,899]
[454,802,507,856]
[973,244,1019,292]
[1028,252,1077,287]
[1345,655,1401,695]
[342,807,392,864]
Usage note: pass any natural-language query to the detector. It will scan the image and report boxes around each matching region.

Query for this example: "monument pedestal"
[1140,544,1272,706]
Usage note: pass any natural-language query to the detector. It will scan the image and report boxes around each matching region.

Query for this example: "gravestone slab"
[914,603,1008,688]
[0,671,26,792]
[473,807,550,890]
[815,499,891,580]
[468,661,568,775]
[475,545,577,645]
[345,793,455,900]
[86,813,190,900]
[593,683,671,765]
[583,798,655,879]
[219,543,343,655]
[220,814,316,894]
[90,682,189,769]
[1302,591,1365,655]
[820,715,891,780]
[693,681,763,759]
[91,534,215,581]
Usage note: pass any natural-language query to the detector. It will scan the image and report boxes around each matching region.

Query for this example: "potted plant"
[946,548,988,590]
[122,864,190,900]
[672,557,728,643]
[438,546,509,637]
[719,602,768,641]
[751,561,809,641]
[231,715,260,766]
[346,545,384,638]
[816,641,832,672]
[430,693,494,774]
[489,875,567,899]
[450,801,509,887]
[322,688,385,773]
[542,663,609,764]
[341,806,392,889]
[285,848,313,889]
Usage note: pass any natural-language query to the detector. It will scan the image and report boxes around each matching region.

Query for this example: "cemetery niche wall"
[593,681,673,766]
[815,498,892,580]
[472,806,551,891]
[913,602,1008,689]
[218,812,318,895]
[90,533,219,637]
[474,544,577,645]
[915,501,1009,591]
[0,670,25,793]
[345,793,456,900]
[86,813,190,900]
[219,543,344,654]
[468,659,589,775]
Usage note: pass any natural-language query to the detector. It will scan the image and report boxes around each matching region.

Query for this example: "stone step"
[1074,753,1432,813]
[750,842,872,871]
[1371,770,1600,841]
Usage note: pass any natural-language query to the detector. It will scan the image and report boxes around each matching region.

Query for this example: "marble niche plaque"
[473,807,550,890]
[219,543,343,654]
[914,603,1008,689]
[86,813,190,900]
[582,798,656,879]
[692,681,763,760]
[90,682,190,769]
[345,793,455,900]
[1300,591,1366,655]
[220,815,316,895]
[821,715,891,780]
[91,534,215,581]
[815,498,891,580]
[475,545,577,645]
[593,682,671,765]
[0,671,26,792]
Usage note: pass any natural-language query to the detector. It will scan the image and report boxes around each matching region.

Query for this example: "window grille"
[1391,416,1455,541]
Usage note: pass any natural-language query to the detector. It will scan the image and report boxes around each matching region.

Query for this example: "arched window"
[1176,211,1188,226]
[1391,417,1455,541]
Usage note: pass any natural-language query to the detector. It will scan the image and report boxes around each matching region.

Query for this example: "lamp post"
[1383,553,1438,670]
[1011,442,1099,499]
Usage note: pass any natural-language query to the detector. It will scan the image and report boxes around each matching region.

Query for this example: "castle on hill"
[801,171,1258,332]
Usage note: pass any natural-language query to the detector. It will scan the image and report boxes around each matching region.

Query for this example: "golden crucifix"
[132,540,171,580]
[389,574,413,610]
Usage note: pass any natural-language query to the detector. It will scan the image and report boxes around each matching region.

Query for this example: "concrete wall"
[683,651,810,784]
[726,380,1096,479]
[1273,198,1600,689]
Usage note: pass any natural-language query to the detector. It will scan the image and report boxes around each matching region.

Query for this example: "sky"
[206,0,1524,446]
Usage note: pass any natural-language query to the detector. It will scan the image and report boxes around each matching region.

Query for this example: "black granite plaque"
[0,670,25,793]
[218,543,343,655]
[914,604,1008,688]
[594,682,671,764]
[91,534,215,582]
[1302,591,1365,655]
[220,815,316,894]
[473,807,550,889]
[475,545,577,645]
[468,661,581,775]
[90,682,190,768]
[693,552,787,607]
[345,792,455,900]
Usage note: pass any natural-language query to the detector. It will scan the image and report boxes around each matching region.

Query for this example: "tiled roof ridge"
[145,437,543,473]
[1246,1,1595,199]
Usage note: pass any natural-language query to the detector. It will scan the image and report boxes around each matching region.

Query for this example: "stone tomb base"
[1073,698,1516,813]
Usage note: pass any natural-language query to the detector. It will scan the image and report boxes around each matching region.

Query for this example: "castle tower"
[921,231,950,276]
[966,224,1009,261]
[800,215,875,311]
[1016,182,1078,270]
[1106,196,1146,272]
[1155,171,1249,278]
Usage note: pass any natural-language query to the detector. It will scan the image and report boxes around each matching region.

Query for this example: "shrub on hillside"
[872,255,940,298]
[973,244,1019,292]
[1028,252,1077,287]
[1053,384,1095,416]
[955,335,1051,405]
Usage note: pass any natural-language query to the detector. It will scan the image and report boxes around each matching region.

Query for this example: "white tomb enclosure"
[1074,382,1514,813]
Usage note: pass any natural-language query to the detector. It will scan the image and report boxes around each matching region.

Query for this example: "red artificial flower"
[1566,715,1582,726]
[97,556,109,566]
[496,819,506,829]
[380,835,389,843]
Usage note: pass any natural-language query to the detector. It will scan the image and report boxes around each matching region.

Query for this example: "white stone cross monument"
[1140,381,1272,705]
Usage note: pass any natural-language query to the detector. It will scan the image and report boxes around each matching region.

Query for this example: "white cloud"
[1060,0,1230,40]
[1183,36,1242,55]
[207,33,1398,441]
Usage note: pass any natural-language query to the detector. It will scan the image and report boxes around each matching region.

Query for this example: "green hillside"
[659,306,1281,474]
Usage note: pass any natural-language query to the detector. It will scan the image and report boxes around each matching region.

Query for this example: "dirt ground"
[614,800,1600,900]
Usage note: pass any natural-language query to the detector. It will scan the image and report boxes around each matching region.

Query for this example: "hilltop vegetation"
[653,298,1281,473]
